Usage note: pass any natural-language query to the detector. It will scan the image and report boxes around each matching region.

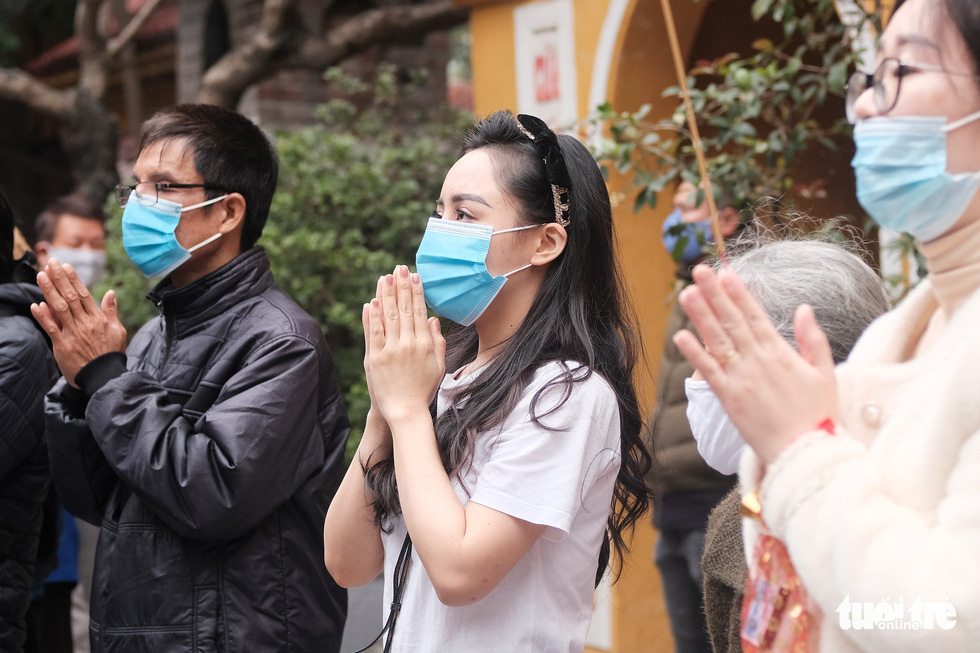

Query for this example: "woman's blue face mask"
[414,217,536,326]
[852,109,980,242]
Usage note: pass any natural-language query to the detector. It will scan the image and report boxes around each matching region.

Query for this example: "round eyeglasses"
[114,181,225,208]
[845,57,980,124]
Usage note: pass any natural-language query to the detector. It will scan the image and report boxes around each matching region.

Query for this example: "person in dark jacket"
[25,193,109,653]
[32,105,350,652]
[647,181,741,653]
[0,187,59,652]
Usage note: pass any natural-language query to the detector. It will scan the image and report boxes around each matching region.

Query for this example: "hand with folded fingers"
[30,258,127,388]
[362,265,446,425]
[672,264,838,463]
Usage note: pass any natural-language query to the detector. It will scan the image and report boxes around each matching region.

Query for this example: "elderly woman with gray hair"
[684,236,890,652]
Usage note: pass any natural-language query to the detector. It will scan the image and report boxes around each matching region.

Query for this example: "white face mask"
[685,378,746,476]
[46,247,106,288]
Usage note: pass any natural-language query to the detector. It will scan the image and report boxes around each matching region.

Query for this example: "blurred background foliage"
[0,0,76,66]
[585,0,874,216]
[96,65,473,458]
[583,0,921,296]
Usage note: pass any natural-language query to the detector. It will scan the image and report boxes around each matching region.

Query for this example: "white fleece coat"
[740,276,980,652]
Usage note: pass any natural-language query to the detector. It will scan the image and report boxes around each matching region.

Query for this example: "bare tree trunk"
[197,0,468,109]
[0,0,163,201]
[0,0,469,197]
[62,89,121,201]
[111,0,143,137]
[0,70,117,202]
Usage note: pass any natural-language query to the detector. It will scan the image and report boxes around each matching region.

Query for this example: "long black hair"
[364,110,652,578]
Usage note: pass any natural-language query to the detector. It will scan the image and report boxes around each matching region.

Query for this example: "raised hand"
[363,265,446,425]
[31,258,127,387]
[672,264,838,463]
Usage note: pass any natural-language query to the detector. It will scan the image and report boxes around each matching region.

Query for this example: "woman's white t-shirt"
[379,361,623,652]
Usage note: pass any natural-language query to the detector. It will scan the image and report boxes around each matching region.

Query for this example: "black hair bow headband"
[515,114,572,227]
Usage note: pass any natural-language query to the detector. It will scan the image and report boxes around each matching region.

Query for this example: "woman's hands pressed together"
[363,265,446,425]
[673,264,839,464]
[324,265,445,587]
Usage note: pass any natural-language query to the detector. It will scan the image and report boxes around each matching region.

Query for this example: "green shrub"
[585,0,875,221]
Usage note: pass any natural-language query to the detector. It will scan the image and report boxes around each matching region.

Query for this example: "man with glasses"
[32,104,350,652]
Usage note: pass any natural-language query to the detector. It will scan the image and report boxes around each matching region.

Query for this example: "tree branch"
[0,68,75,119]
[197,0,467,108]
[77,0,108,98]
[258,0,294,38]
[105,0,168,60]
[75,0,103,64]
[196,0,298,107]
[289,2,468,70]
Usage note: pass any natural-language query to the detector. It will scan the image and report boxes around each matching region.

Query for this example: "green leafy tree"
[587,0,882,222]
[98,66,473,458]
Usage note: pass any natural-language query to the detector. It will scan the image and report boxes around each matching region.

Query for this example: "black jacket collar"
[0,282,44,316]
[147,247,275,330]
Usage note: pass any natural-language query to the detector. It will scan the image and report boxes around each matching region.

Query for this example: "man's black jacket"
[46,248,350,652]
[0,282,57,651]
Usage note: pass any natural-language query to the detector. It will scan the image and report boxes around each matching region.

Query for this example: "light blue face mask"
[852,109,980,242]
[661,207,712,264]
[122,191,227,278]
[414,217,536,326]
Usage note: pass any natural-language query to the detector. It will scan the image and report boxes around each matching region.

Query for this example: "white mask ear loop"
[503,263,533,277]
[182,194,229,212]
[491,224,540,277]
[181,194,229,253]
[492,224,540,236]
[187,232,222,253]
[944,108,980,132]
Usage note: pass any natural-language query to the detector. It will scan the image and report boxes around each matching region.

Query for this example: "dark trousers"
[24,582,75,653]
[655,529,712,653]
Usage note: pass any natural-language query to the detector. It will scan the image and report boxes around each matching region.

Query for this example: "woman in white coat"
[675,0,980,650]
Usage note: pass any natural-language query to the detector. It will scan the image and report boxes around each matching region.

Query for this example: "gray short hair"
[718,238,891,363]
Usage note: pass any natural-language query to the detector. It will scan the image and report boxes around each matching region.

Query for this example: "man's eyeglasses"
[114,181,226,208]
[845,57,980,124]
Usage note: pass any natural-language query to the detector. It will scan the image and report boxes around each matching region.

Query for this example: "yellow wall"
[864,0,896,23]
[467,3,519,114]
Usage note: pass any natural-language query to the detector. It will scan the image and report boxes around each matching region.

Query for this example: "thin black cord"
[354,534,412,653]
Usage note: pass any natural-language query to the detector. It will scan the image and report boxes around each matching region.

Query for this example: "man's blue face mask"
[121,191,227,278]
[414,217,536,326]
[661,207,712,264]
